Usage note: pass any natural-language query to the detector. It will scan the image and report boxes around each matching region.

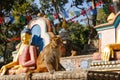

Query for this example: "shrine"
[95,11,120,53]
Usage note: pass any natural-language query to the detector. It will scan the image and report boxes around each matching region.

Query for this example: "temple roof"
[94,11,120,31]
[107,12,115,22]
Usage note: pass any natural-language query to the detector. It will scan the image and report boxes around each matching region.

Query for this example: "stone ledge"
[0,55,92,80]
[60,54,92,60]
[1,70,120,80]
[0,70,88,80]
[32,70,88,80]
[0,73,27,80]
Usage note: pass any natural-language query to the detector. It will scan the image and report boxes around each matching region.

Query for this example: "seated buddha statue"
[0,28,37,75]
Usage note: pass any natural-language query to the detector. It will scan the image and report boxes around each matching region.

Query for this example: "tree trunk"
[91,0,97,26]
[87,0,97,44]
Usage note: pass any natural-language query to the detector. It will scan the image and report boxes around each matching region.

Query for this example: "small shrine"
[95,11,120,53]
[91,11,120,70]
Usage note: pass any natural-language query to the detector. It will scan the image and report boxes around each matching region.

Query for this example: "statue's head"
[21,28,32,45]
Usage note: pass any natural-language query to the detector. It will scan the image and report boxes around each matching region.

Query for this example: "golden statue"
[102,44,120,61]
[0,28,37,75]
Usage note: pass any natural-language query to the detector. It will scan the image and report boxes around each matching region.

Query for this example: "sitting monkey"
[28,36,65,75]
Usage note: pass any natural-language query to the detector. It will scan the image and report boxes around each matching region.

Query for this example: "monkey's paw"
[49,70,55,74]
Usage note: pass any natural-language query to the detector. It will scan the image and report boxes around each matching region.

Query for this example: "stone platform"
[0,70,88,80]
[1,70,120,80]
[1,54,120,80]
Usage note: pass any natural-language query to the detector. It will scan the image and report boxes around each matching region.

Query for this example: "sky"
[34,0,40,8]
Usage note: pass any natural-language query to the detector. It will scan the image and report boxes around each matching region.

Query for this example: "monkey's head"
[50,36,63,48]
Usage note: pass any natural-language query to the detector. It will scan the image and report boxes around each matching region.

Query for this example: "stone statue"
[28,16,54,53]
[0,28,37,75]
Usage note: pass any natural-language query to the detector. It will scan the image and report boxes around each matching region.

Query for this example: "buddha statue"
[0,28,37,75]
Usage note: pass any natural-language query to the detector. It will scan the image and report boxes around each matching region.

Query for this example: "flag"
[63,11,69,18]
[74,11,80,16]
[69,11,75,17]
[4,16,11,24]
[80,9,86,16]
[9,16,14,24]
[53,13,58,19]
[92,8,97,15]
[48,14,54,21]
[0,17,4,25]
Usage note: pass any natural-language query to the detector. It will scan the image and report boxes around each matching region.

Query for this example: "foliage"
[68,22,90,49]
[39,0,68,22]
[0,0,35,14]
[96,8,108,25]
[75,0,112,5]
[39,0,68,13]
[74,0,114,25]
[12,2,31,15]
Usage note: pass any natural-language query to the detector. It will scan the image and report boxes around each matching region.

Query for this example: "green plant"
[68,22,90,49]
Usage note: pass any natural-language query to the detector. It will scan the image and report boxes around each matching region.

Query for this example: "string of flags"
[0,14,33,25]
[66,1,114,22]
[49,0,114,22]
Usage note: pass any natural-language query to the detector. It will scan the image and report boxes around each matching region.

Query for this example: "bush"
[68,22,90,50]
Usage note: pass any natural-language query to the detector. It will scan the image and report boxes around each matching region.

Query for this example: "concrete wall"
[98,28,115,52]
[116,24,120,43]
[60,55,93,71]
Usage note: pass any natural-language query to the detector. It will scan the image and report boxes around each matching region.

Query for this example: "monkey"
[27,36,65,76]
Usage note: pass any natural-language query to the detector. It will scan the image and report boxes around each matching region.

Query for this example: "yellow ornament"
[62,19,68,29]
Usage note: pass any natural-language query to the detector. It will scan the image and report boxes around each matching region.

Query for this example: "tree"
[74,0,120,26]
[0,0,39,63]
[39,0,68,22]
[71,0,120,45]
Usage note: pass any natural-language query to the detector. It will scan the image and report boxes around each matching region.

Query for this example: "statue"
[101,44,120,61]
[28,15,54,53]
[12,14,55,64]
[0,28,37,75]
[37,13,53,32]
